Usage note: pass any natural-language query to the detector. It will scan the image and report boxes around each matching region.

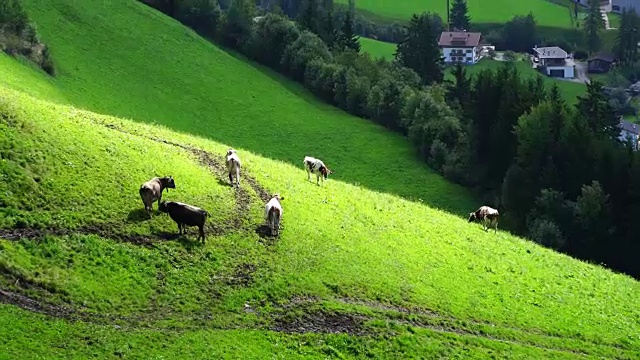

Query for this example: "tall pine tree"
[394,13,444,85]
[335,0,360,52]
[576,80,619,140]
[616,8,640,66]
[584,0,604,53]
[449,0,471,31]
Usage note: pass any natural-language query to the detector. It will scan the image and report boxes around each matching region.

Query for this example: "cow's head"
[468,212,477,222]
[226,149,236,156]
[320,166,333,179]
[271,193,284,202]
[158,201,169,213]
[161,176,176,192]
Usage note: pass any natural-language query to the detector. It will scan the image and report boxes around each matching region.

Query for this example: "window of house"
[466,49,471,53]
[466,57,472,61]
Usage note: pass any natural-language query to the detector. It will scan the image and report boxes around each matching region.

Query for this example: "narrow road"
[601,1,613,30]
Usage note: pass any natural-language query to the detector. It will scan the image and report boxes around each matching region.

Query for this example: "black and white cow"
[303,156,333,186]
[468,206,500,232]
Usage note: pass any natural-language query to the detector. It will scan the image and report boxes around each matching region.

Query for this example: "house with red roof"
[437,31,483,65]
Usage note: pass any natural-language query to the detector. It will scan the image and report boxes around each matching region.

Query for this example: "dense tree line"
[139,0,640,278]
[0,0,55,75]
[615,8,640,67]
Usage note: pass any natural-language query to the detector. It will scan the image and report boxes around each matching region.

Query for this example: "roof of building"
[620,119,640,135]
[532,46,568,59]
[438,31,482,47]
[587,52,616,63]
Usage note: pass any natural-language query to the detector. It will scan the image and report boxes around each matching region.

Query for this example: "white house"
[619,119,640,150]
[438,31,482,65]
[532,46,575,78]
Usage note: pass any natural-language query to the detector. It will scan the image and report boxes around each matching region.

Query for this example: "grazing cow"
[265,194,284,236]
[303,156,333,186]
[468,206,500,232]
[225,148,241,187]
[139,176,176,217]
[158,201,208,243]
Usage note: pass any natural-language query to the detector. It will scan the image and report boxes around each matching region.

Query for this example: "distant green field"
[336,0,575,28]
[459,58,587,104]
[359,37,396,60]
[0,0,638,358]
[358,37,587,104]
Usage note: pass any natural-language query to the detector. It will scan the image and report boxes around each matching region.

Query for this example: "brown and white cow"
[468,206,499,232]
[303,156,333,186]
[265,194,284,236]
[139,176,176,217]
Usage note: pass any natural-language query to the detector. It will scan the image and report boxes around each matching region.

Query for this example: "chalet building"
[587,53,616,73]
[532,46,575,78]
[438,31,482,65]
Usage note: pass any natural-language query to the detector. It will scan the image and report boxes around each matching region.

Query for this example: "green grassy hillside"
[337,0,575,28]
[359,37,396,60]
[0,0,639,358]
[13,0,472,215]
[2,85,640,359]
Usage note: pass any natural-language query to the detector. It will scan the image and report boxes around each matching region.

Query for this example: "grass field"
[358,37,587,104]
[0,0,639,358]
[337,0,576,28]
[360,37,396,60]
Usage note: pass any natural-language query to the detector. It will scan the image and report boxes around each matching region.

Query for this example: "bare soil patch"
[0,224,156,248]
[272,309,367,336]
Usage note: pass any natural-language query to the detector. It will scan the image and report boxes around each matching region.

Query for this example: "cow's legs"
[199,225,205,243]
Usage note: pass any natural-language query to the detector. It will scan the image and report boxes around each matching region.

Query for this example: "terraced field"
[0,0,639,358]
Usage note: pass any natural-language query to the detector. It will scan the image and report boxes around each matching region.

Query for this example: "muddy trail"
[103,123,274,239]
[0,122,276,245]
[0,224,158,248]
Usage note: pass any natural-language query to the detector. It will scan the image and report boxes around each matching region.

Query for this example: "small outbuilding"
[587,53,616,74]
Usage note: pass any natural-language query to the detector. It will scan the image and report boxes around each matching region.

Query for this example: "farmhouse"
[587,53,616,73]
[438,31,482,65]
[619,119,640,150]
[532,46,575,79]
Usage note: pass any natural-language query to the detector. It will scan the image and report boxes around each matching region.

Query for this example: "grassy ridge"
[1,86,639,358]
[337,0,575,28]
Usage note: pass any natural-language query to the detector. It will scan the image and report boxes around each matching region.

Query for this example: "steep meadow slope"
[17,0,473,215]
[0,0,639,358]
[1,86,639,359]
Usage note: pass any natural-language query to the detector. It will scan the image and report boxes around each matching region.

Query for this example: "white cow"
[265,194,284,236]
[468,206,500,232]
[225,148,241,187]
[303,156,333,186]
